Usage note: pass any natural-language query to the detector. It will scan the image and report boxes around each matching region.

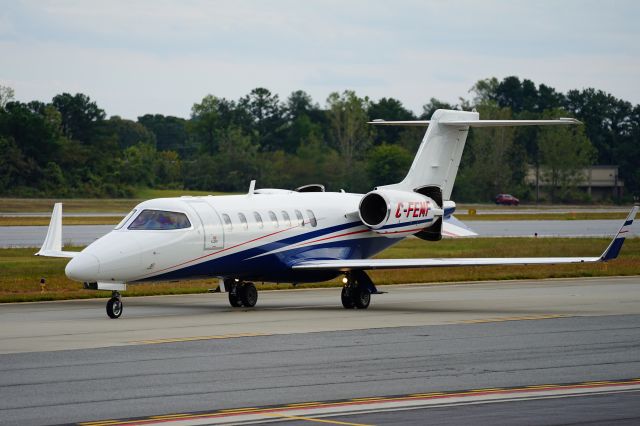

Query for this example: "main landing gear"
[106,291,123,319]
[341,270,381,309]
[226,279,258,308]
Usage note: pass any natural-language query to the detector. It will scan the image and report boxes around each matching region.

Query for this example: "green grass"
[459,212,626,221]
[1,237,638,303]
[0,190,236,213]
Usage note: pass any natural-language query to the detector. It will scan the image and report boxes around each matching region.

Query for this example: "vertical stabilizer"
[379,109,478,199]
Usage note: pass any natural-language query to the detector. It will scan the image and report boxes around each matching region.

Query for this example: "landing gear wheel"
[240,282,258,308]
[341,286,355,309]
[106,297,123,319]
[228,291,243,307]
[353,286,371,309]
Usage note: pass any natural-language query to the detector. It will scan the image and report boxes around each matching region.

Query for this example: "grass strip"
[1,238,638,303]
[0,216,123,226]
[459,212,626,221]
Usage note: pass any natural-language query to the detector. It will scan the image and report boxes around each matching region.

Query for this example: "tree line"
[0,76,638,202]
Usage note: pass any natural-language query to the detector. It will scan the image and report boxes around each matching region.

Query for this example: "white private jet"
[36,109,638,318]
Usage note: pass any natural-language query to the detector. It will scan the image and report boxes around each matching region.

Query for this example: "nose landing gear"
[106,291,123,319]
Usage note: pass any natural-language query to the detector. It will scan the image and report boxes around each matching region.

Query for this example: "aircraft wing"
[35,203,79,258]
[293,205,637,272]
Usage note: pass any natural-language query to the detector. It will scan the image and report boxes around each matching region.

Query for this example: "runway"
[0,277,639,425]
[1,219,637,248]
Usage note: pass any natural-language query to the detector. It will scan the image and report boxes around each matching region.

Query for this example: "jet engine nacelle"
[358,189,443,237]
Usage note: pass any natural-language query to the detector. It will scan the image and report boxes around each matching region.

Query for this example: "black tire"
[240,282,258,308]
[341,286,355,309]
[353,286,371,309]
[228,291,243,307]
[106,297,123,319]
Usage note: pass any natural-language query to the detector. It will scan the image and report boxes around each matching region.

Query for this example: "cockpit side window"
[114,209,137,230]
[128,209,191,230]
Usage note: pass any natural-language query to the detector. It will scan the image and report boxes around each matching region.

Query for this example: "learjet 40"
[36,109,638,318]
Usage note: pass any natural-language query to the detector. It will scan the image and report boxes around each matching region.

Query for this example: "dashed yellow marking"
[132,332,270,344]
[286,402,323,407]
[81,379,640,426]
[459,314,572,324]
[149,413,192,419]
[265,412,372,426]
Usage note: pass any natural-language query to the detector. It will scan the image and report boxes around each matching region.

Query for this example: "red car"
[495,194,520,206]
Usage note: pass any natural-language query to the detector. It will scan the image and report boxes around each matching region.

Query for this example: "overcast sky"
[1,0,639,119]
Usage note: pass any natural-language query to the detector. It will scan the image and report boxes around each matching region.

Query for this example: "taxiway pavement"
[0,277,639,425]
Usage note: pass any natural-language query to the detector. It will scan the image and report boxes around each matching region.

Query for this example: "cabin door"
[186,200,224,250]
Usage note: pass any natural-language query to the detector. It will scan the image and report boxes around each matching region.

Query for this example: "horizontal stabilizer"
[443,215,477,237]
[369,118,580,127]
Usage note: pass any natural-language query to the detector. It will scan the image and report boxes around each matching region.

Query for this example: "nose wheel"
[106,291,123,319]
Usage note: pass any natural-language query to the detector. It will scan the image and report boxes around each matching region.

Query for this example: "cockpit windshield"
[128,209,191,230]
[114,209,137,230]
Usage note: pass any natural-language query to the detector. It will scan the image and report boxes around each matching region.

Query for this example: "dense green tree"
[368,97,415,146]
[108,116,156,149]
[538,119,596,202]
[138,114,189,154]
[239,88,286,151]
[51,93,105,142]
[366,144,412,186]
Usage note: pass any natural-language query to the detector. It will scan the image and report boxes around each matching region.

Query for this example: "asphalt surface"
[0,277,639,425]
[276,391,640,426]
[2,219,638,248]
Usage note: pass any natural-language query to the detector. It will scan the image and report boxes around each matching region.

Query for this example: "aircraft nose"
[65,253,101,282]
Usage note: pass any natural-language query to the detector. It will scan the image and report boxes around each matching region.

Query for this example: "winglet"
[600,205,638,261]
[35,203,77,258]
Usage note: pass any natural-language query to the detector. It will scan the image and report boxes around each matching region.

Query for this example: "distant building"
[525,165,623,201]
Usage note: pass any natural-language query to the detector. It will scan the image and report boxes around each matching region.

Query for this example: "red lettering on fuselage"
[395,201,430,221]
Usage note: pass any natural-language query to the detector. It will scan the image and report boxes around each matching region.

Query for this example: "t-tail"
[366,109,581,239]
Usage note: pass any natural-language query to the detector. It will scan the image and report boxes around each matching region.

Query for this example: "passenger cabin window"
[295,209,304,226]
[115,209,137,230]
[268,211,278,228]
[306,209,317,227]
[222,213,232,231]
[128,210,191,230]
[254,211,264,228]
[238,212,248,230]
[282,211,292,227]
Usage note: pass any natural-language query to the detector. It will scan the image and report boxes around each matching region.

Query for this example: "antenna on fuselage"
[248,179,256,195]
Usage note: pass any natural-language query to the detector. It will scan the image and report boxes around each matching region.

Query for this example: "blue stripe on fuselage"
[140,234,397,283]
[134,220,374,283]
